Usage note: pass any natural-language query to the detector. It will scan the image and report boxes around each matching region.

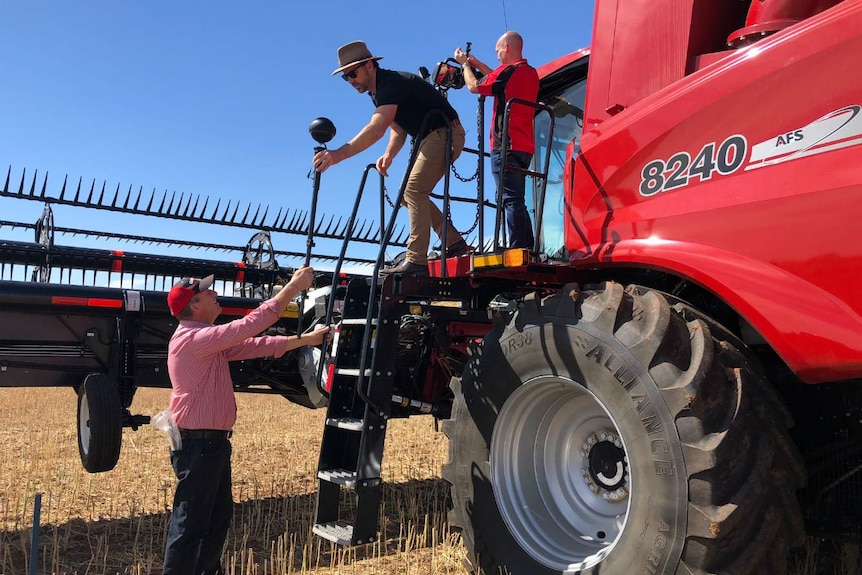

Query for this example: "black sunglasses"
[341,66,362,81]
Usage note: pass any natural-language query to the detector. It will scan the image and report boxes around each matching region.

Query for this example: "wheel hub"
[582,431,628,502]
[79,390,91,455]
[490,377,631,572]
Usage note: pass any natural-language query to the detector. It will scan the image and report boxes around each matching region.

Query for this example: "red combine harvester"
[0,0,859,573]
[308,0,861,573]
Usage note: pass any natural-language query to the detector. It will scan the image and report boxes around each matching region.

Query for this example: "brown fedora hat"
[331,41,383,76]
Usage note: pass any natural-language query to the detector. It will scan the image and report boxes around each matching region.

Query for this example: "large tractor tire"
[77,373,123,473]
[442,282,805,574]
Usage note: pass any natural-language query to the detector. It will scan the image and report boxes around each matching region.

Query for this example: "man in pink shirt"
[162,266,329,575]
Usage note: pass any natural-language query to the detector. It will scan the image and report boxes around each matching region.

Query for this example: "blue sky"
[1,1,594,270]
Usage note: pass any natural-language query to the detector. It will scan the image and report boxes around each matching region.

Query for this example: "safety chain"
[380,100,488,238]
[384,181,481,237]
[444,97,485,237]
[383,183,396,208]
[450,162,478,183]
[450,104,482,183]
[446,199,481,237]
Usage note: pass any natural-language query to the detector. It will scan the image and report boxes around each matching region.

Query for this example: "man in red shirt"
[455,31,540,249]
[162,266,329,575]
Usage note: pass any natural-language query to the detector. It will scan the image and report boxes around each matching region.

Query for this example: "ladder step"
[318,468,357,487]
[341,318,378,325]
[335,368,372,377]
[326,417,364,431]
[313,521,354,546]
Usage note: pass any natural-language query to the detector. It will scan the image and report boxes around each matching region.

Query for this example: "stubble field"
[1,387,858,575]
[0,387,465,574]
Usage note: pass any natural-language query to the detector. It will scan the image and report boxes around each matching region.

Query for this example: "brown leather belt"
[424,119,462,139]
[431,118,461,130]
[179,428,232,440]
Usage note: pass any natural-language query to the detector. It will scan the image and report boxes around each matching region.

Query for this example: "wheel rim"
[490,377,631,571]
[79,390,91,456]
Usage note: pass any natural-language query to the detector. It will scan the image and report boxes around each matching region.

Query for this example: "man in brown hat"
[313,40,470,276]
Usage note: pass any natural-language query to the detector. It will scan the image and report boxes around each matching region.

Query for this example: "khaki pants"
[403,122,466,264]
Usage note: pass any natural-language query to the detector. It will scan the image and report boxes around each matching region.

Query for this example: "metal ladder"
[312,274,399,545]
[311,112,461,546]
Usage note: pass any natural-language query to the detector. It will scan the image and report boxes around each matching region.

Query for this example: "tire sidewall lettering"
[450,287,801,575]
[483,320,687,574]
[501,329,534,357]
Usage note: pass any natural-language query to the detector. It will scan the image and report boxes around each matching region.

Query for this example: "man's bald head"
[496,31,525,64]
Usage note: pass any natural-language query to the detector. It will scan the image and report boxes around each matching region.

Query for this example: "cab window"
[532,57,588,261]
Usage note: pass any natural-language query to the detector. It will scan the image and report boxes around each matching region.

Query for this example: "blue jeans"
[491,149,535,249]
[163,438,233,575]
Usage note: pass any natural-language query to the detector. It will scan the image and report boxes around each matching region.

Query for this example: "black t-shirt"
[371,68,458,139]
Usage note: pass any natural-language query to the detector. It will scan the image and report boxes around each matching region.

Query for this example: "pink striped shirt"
[167,298,288,430]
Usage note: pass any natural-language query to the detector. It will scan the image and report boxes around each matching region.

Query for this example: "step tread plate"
[313,520,354,546]
[325,417,364,431]
[335,368,372,377]
[341,318,378,325]
[318,468,357,486]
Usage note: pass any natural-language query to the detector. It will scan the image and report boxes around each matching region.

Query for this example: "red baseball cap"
[167,275,215,317]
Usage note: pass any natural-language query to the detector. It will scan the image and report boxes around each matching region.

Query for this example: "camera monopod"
[298,117,336,334]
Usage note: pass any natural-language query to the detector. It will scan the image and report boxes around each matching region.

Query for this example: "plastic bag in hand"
[151,408,182,451]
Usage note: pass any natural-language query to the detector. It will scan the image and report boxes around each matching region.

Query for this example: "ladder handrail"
[317,164,387,399]
[493,98,557,253]
[318,110,458,414]
[476,95,488,253]
[359,110,455,415]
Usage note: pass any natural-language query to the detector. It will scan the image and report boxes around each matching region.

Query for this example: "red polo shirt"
[475,59,539,154]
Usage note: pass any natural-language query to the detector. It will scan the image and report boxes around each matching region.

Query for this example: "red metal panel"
[728,0,842,46]
[51,296,123,308]
[535,49,590,79]
[234,261,245,283]
[110,250,123,272]
[584,0,748,126]
[220,307,253,316]
[570,1,862,382]
[429,254,472,277]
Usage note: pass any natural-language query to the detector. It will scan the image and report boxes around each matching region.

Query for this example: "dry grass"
[0,387,467,574]
[1,387,859,575]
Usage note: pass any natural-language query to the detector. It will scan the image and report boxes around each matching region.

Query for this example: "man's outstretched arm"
[313,105,397,172]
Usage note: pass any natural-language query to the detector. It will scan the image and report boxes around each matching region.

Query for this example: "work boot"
[429,239,472,260]
[379,260,429,277]
[446,239,472,258]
